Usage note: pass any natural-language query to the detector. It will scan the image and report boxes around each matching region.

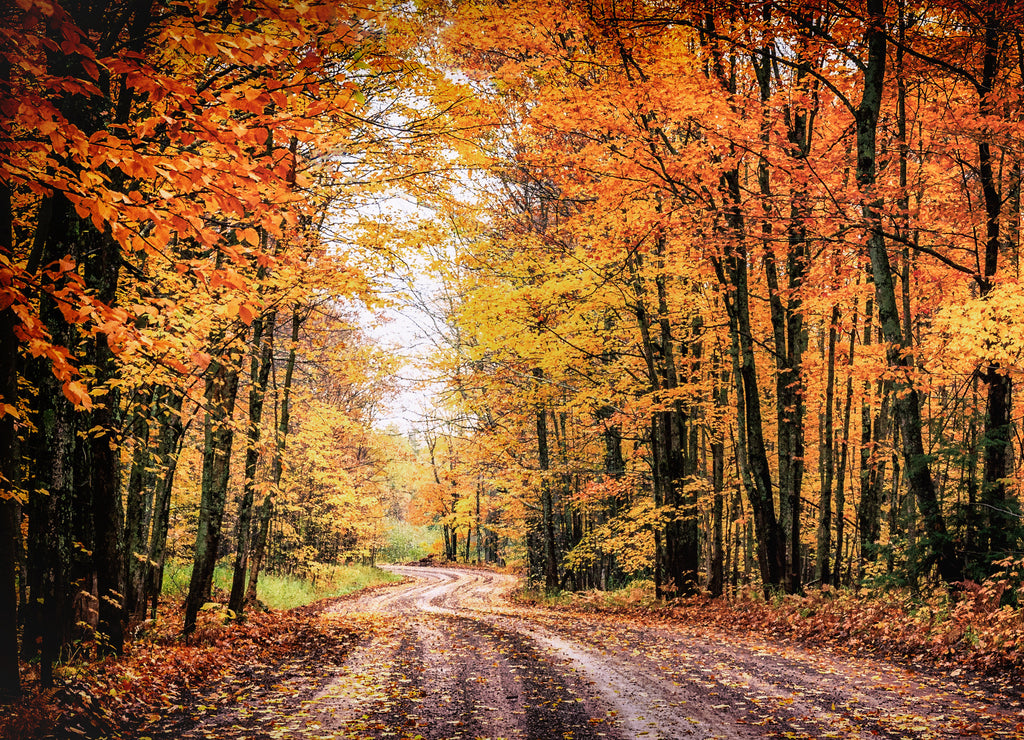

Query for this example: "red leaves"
[191,350,212,371]
[61,380,92,410]
[0,598,359,740]
[1,0,390,403]
[238,302,257,326]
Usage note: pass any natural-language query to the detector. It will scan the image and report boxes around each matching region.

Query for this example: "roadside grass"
[378,520,440,563]
[162,561,402,610]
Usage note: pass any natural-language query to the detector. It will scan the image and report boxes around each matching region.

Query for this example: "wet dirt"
[142,565,1024,739]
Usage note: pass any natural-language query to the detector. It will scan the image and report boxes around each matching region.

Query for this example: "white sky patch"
[358,196,446,434]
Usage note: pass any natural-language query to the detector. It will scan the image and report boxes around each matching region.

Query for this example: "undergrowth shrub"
[379,520,440,563]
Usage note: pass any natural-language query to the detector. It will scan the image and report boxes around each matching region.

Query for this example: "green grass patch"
[161,561,402,610]
[378,520,441,563]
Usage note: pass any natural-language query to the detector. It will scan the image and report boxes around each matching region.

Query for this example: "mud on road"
[149,565,1024,739]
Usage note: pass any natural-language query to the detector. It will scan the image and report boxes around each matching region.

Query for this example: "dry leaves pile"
[525,573,1024,689]
[0,601,357,739]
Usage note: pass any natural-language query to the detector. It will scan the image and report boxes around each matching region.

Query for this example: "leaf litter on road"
[32,566,1024,740]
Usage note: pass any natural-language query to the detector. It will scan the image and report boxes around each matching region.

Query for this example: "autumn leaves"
[418,0,1024,597]
[0,0,421,698]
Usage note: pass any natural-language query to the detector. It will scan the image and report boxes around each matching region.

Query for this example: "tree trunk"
[247,307,302,602]
[708,364,728,597]
[834,301,858,587]
[817,305,839,586]
[0,170,20,701]
[229,309,275,616]
[858,305,892,569]
[713,168,785,594]
[146,389,186,618]
[975,12,1015,567]
[475,481,482,564]
[184,346,242,636]
[83,227,126,655]
[534,368,559,592]
[656,263,700,595]
[753,41,812,595]
[628,259,667,597]
[125,393,156,624]
[857,0,958,582]
[24,194,83,685]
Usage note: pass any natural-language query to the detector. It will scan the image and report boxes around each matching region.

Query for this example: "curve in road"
[312,565,1017,739]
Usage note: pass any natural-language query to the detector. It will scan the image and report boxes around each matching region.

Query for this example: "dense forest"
[419,0,1024,596]
[2,0,1023,708]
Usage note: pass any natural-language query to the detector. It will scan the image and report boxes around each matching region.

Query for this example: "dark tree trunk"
[834,303,858,586]
[79,217,127,654]
[536,376,561,597]
[534,368,559,592]
[656,262,700,595]
[627,256,666,597]
[628,249,699,595]
[146,389,186,618]
[24,194,83,685]
[125,392,156,624]
[974,13,1016,567]
[708,364,728,597]
[229,309,275,616]
[857,0,958,582]
[247,308,301,601]
[0,169,21,701]
[712,169,785,594]
[753,40,813,595]
[817,305,839,586]
[858,307,892,569]
[184,346,242,636]
[980,368,1013,559]
[246,493,273,602]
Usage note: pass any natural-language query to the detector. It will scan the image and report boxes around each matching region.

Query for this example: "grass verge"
[162,562,403,610]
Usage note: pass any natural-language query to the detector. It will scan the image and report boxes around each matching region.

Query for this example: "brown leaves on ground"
[710,585,1024,682]
[0,601,357,740]
[6,571,1024,739]
[519,580,1024,694]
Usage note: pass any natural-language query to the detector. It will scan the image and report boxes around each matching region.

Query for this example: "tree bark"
[24,194,82,685]
[534,368,559,592]
[974,11,1015,566]
[655,261,698,595]
[125,391,156,624]
[146,389,186,618]
[816,305,839,586]
[0,167,20,701]
[753,38,813,595]
[247,307,301,602]
[708,363,728,597]
[713,167,786,594]
[229,309,275,616]
[858,303,891,569]
[184,345,242,636]
[856,0,958,582]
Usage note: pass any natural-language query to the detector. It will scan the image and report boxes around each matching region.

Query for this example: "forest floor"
[115,564,1023,740]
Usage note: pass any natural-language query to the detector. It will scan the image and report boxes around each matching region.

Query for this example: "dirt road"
[152,565,1022,739]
